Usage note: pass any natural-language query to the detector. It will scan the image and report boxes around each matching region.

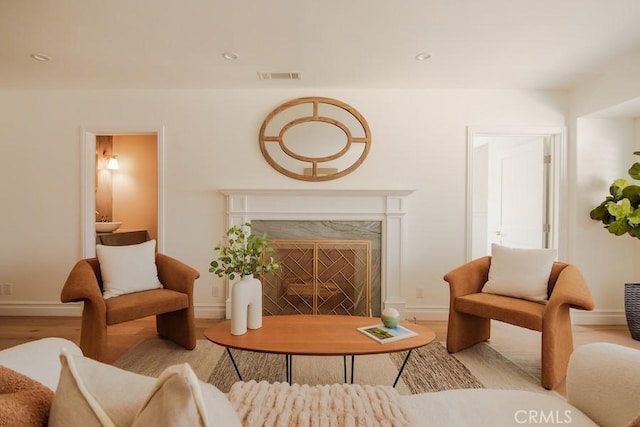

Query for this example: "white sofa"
[1,338,639,426]
[0,337,83,391]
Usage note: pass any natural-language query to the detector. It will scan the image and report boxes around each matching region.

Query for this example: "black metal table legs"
[226,347,243,381]
[226,348,413,388]
[392,349,412,387]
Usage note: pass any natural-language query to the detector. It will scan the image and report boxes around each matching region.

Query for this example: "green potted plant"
[590,151,640,340]
[209,222,281,335]
[209,222,281,280]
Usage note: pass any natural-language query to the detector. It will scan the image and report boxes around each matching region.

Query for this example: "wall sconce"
[103,150,119,170]
[107,155,119,170]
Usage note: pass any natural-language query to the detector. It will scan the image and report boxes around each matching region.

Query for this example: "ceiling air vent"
[258,72,302,80]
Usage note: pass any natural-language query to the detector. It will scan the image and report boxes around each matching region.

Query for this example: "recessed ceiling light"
[222,51,239,61]
[30,53,51,62]
[415,52,432,61]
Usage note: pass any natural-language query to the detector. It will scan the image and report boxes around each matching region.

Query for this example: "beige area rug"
[114,339,547,395]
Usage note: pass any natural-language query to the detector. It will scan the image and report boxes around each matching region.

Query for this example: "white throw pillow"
[482,244,557,302]
[49,348,155,426]
[49,349,241,427]
[140,366,240,427]
[96,240,162,299]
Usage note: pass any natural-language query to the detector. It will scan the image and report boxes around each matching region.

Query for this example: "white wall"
[570,47,640,118]
[574,118,639,320]
[567,46,640,324]
[0,88,567,318]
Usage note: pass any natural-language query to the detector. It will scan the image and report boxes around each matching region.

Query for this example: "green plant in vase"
[209,222,281,335]
[209,222,281,280]
[590,152,640,238]
[590,151,640,341]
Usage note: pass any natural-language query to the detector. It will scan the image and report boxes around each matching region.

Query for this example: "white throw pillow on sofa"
[96,240,162,299]
[482,244,557,302]
[132,363,215,427]
[48,348,241,427]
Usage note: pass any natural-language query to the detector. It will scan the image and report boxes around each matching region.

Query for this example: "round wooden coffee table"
[204,314,436,386]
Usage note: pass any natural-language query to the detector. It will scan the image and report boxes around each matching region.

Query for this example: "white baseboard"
[0,302,628,326]
[194,304,226,319]
[404,305,449,321]
[0,301,228,319]
[571,309,626,325]
[0,301,82,317]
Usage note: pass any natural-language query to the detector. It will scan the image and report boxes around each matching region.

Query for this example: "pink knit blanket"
[227,380,411,427]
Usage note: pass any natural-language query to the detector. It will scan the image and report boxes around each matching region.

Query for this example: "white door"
[469,127,563,260]
[488,137,548,249]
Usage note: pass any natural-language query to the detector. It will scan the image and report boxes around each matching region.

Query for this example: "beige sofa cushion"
[400,389,597,426]
[0,337,82,390]
[567,343,640,427]
[132,363,215,426]
[49,348,241,427]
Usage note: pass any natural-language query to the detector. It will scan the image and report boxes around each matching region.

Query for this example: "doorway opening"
[466,126,565,261]
[81,127,165,258]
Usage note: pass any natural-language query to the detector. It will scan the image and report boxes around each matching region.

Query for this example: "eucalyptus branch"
[209,222,281,280]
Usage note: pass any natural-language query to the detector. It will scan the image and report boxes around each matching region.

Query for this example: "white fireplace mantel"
[219,189,415,318]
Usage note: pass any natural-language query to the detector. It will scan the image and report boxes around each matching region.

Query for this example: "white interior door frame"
[466,125,566,261]
[81,126,165,258]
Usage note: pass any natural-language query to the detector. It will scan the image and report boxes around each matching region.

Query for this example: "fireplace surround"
[219,189,414,319]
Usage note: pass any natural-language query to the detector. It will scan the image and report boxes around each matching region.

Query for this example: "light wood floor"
[1,316,638,396]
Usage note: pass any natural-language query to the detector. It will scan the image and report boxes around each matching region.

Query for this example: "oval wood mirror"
[259,97,371,181]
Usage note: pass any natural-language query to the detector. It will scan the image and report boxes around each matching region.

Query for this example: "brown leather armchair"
[61,253,200,361]
[443,256,594,389]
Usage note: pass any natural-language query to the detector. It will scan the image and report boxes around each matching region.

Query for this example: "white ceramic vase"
[231,275,263,335]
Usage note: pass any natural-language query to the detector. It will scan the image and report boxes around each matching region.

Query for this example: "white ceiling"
[2,0,640,90]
